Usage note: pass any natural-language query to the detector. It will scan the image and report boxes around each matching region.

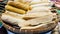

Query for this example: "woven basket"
[2,19,58,34]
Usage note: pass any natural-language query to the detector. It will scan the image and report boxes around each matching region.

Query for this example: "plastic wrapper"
[5,5,26,14]
[8,1,31,11]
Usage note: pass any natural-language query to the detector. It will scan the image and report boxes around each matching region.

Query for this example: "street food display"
[1,0,58,34]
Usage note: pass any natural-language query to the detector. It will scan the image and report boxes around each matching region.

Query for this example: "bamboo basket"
[2,19,58,34]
